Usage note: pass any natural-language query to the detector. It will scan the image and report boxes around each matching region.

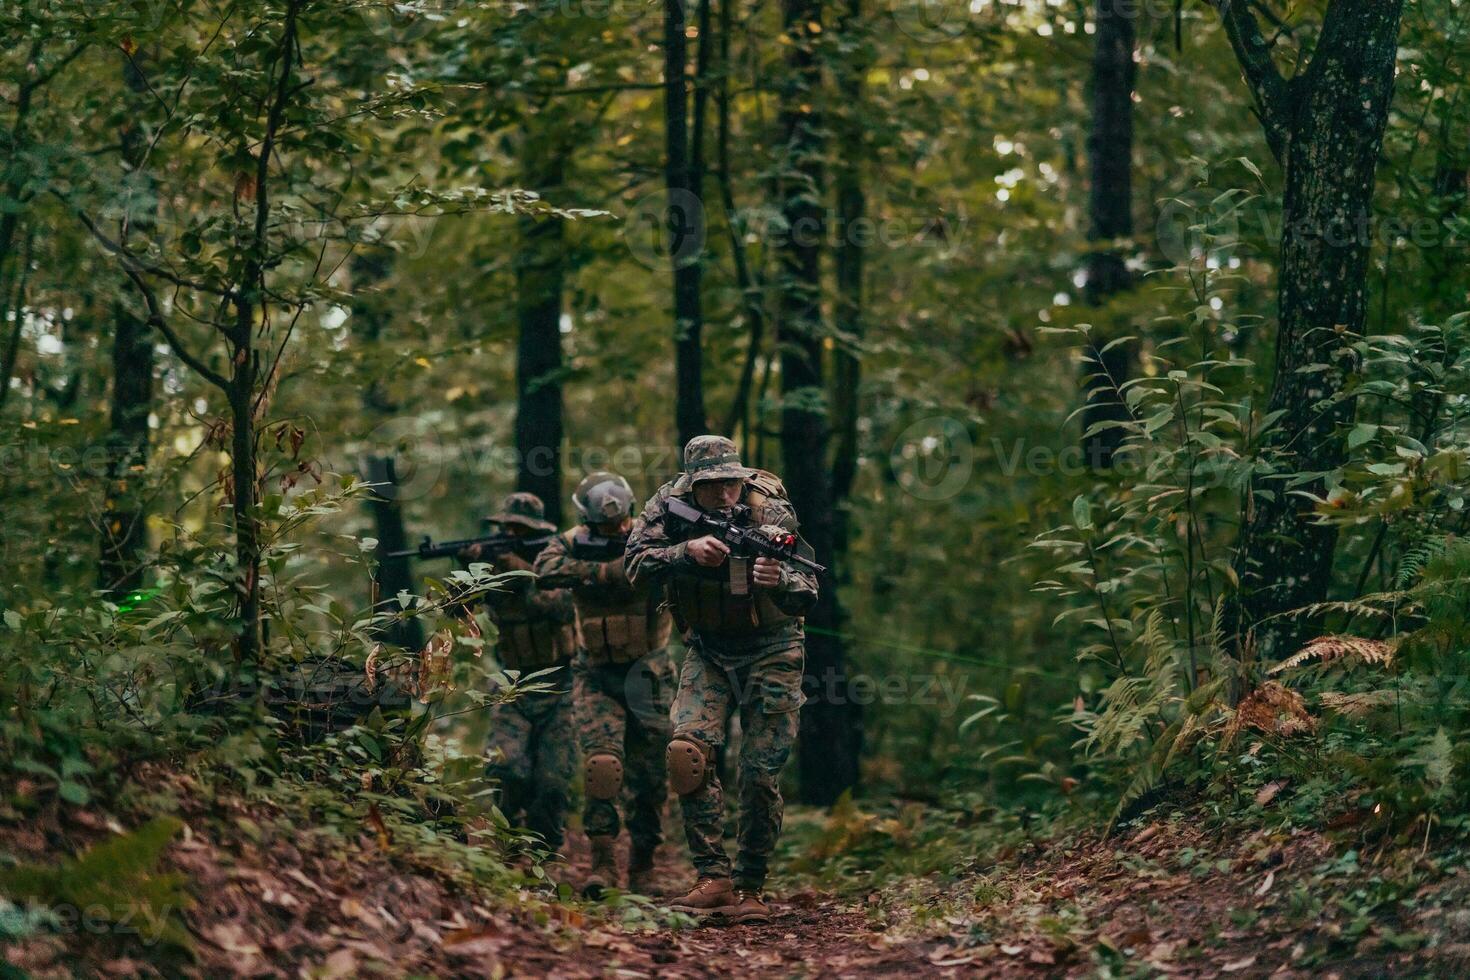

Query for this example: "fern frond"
[1137,611,1175,675]
[1270,635,1396,675]
[1275,599,1401,622]
[1221,681,1315,747]
[1317,690,1398,718]
[1397,535,1451,589]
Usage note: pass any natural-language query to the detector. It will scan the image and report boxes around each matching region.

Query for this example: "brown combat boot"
[582,835,620,899]
[627,844,659,896]
[667,877,735,913]
[716,890,772,925]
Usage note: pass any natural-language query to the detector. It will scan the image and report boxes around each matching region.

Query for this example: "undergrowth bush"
[1,477,562,895]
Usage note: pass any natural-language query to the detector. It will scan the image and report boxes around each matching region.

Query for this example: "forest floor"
[7,776,1470,978]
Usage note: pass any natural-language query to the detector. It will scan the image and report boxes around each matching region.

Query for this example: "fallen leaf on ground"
[1255,781,1288,806]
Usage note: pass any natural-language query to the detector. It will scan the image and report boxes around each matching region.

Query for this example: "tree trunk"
[230,349,262,665]
[1079,0,1136,469]
[514,135,567,523]
[350,250,425,652]
[717,0,767,441]
[1221,0,1406,663]
[363,456,425,651]
[0,230,33,414]
[100,52,158,599]
[230,0,301,665]
[100,304,155,598]
[666,0,708,448]
[830,0,866,569]
[776,0,861,806]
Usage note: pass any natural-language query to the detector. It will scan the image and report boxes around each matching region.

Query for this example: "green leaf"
[57,781,90,806]
[1073,495,1094,531]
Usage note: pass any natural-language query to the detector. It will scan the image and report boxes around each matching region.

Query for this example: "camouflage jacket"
[625,474,817,665]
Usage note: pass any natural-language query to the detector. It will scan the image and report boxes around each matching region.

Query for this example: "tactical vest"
[486,553,577,670]
[667,471,799,638]
[560,530,674,665]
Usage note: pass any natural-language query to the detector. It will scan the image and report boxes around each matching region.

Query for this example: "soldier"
[625,436,818,925]
[467,492,578,859]
[534,473,675,897]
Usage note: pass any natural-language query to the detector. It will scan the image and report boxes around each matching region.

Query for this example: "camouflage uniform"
[534,483,676,865]
[479,493,578,854]
[625,439,818,891]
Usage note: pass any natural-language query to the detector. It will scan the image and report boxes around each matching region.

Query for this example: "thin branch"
[0,228,35,414]
[123,266,230,390]
[1209,0,1291,162]
[64,199,236,297]
[21,41,89,97]
[718,0,766,436]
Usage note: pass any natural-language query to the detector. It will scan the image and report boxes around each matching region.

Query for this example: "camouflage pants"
[671,642,805,889]
[485,678,576,854]
[573,652,674,856]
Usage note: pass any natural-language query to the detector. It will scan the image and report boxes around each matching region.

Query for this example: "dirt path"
[538,831,939,977]
[12,787,1470,978]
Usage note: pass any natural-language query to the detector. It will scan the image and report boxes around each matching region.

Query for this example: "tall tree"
[99,51,158,599]
[1214,0,1408,661]
[775,0,862,805]
[352,249,424,652]
[1,33,86,410]
[76,0,306,664]
[830,0,868,567]
[665,0,708,448]
[1079,0,1137,469]
[514,128,569,524]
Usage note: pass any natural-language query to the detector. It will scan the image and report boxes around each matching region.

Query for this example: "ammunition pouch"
[494,617,577,670]
[668,563,794,639]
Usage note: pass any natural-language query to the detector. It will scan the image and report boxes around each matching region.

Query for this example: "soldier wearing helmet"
[625,436,819,924]
[468,492,577,860]
[533,472,674,896]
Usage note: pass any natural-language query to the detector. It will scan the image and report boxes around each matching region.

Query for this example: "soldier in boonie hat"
[486,491,558,533]
[672,435,755,493]
[624,434,818,923]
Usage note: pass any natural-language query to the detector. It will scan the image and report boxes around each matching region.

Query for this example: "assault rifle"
[387,531,554,562]
[569,530,628,562]
[533,531,629,589]
[665,497,826,574]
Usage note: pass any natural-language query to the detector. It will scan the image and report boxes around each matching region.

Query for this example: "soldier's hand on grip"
[687,535,731,567]
[752,556,784,588]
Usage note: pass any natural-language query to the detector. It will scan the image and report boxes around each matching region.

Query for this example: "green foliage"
[0,818,190,950]
[0,0,1467,941]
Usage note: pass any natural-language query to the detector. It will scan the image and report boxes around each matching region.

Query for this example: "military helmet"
[485,491,557,532]
[678,435,754,489]
[574,472,637,524]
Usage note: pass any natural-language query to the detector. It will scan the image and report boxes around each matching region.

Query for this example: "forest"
[2,0,1469,975]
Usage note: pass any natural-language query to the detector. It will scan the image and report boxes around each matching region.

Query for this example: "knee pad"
[584,753,624,801]
[667,737,710,796]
